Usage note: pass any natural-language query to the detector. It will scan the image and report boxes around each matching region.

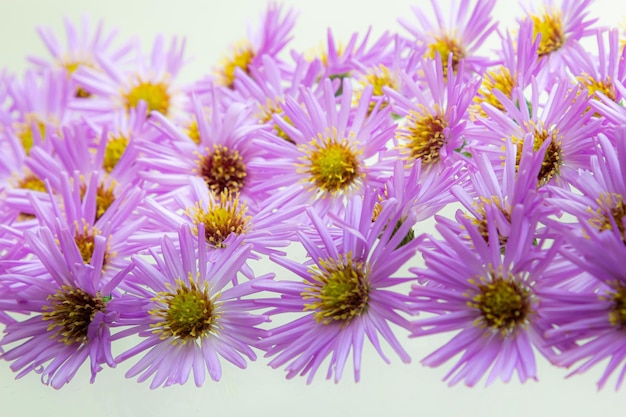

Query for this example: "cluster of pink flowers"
[1,0,626,390]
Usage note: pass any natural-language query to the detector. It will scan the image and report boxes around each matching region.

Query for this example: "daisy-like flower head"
[447,135,553,250]
[472,18,544,117]
[254,189,421,383]
[233,54,322,145]
[521,0,597,79]
[4,69,72,156]
[474,79,602,188]
[128,176,303,273]
[73,35,187,122]
[398,0,497,78]
[547,129,626,242]
[215,2,296,89]
[385,55,478,172]
[111,223,270,388]
[565,29,626,107]
[0,222,131,389]
[410,203,559,386]
[539,222,626,390]
[23,170,145,279]
[28,15,136,98]
[139,93,266,206]
[250,78,396,216]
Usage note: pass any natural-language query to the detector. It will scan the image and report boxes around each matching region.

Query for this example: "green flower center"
[150,278,217,341]
[303,254,370,325]
[469,275,531,332]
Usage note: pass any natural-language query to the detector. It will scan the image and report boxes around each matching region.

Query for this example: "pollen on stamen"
[588,193,626,240]
[123,79,171,116]
[16,119,46,155]
[42,286,106,345]
[425,35,465,77]
[258,100,295,144]
[103,135,129,173]
[300,134,362,195]
[79,182,117,222]
[218,41,255,89]
[188,190,251,248]
[472,66,516,117]
[72,223,109,266]
[197,144,247,194]
[530,10,565,57]
[605,282,626,328]
[468,272,531,334]
[356,65,396,113]
[302,253,370,326]
[397,109,448,165]
[513,126,563,185]
[149,277,218,343]
[577,74,617,103]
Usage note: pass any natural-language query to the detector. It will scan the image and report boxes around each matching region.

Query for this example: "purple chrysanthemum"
[410,204,559,386]
[254,190,420,383]
[111,223,270,388]
[0,223,129,389]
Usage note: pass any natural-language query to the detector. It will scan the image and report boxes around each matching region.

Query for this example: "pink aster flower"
[547,129,626,242]
[0,222,130,389]
[213,2,297,90]
[539,226,626,389]
[28,15,136,98]
[111,223,270,388]
[72,35,187,122]
[410,204,559,386]
[254,190,421,383]
[384,56,478,174]
[472,79,602,188]
[564,29,626,105]
[250,78,396,216]
[398,0,497,78]
[521,0,598,79]
[138,93,267,206]
[472,18,544,117]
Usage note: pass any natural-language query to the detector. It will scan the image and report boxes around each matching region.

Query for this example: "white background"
[1,0,626,416]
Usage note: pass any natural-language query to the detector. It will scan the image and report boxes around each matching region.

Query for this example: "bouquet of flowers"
[1,0,625,391]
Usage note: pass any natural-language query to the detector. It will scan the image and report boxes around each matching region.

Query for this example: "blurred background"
[1,1,626,416]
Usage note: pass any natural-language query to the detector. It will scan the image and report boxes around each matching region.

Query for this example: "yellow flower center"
[303,253,370,325]
[197,144,247,194]
[218,42,255,89]
[123,80,170,115]
[301,135,361,194]
[17,174,47,192]
[186,120,202,145]
[608,283,626,328]
[514,126,563,185]
[425,35,465,77]
[577,74,617,102]
[589,193,626,239]
[468,274,531,333]
[189,191,251,248]
[472,66,516,116]
[531,11,565,57]
[150,277,217,342]
[16,119,46,155]
[42,286,106,345]
[357,65,396,112]
[259,100,295,144]
[397,110,448,165]
[103,135,129,173]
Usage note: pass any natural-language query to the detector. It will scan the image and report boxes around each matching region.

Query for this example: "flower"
[250,78,396,216]
[0,223,129,389]
[254,190,420,383]
[398,0,497,78]
[111,223,270,388]
[410,204,558,386]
